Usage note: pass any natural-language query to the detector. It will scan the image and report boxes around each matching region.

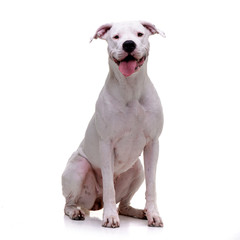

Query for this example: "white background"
[0,0,240,239]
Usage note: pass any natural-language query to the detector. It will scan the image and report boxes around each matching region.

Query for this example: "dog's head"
[91,21,165,77]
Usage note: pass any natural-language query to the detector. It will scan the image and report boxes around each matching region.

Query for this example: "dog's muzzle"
[113,40,146,77]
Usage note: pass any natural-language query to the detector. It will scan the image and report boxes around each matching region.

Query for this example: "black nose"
[122,40,136,53]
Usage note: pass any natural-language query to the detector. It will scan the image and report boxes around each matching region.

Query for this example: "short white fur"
[62,20,165,228]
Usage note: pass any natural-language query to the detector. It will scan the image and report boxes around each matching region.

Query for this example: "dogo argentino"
[62,21,165,228]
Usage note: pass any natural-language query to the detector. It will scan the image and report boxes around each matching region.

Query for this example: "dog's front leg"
[144,139,163,227]
[99,140,120,228]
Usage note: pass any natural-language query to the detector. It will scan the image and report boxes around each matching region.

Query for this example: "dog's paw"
[119,205,147,219]
[65,206,85,221]
[102,211,120,228]
[144,209,163,227]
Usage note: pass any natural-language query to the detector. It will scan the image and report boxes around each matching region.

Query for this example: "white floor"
[0,179,239,240]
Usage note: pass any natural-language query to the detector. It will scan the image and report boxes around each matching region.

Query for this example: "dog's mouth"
[113,55,146,77]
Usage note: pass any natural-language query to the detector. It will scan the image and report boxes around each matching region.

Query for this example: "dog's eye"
[113,35,119,39]
[137,32,144,37]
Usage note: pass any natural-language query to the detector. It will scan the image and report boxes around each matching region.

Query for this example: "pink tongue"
[119,60,137,77]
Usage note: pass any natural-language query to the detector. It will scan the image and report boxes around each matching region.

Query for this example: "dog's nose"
[122,40,136,53]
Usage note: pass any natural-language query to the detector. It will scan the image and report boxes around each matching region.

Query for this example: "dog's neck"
[106,58,149,104]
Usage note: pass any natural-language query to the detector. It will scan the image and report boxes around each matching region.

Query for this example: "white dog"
[62,21,165,228]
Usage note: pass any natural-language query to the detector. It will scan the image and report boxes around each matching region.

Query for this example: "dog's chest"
[112,100,159,173]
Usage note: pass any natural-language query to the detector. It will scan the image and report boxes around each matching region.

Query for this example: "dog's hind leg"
[62,151,97,220]
[116,159,146,219]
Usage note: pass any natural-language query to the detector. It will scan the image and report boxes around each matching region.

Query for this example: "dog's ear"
[141,21,166,38]
[90,23,112,42]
